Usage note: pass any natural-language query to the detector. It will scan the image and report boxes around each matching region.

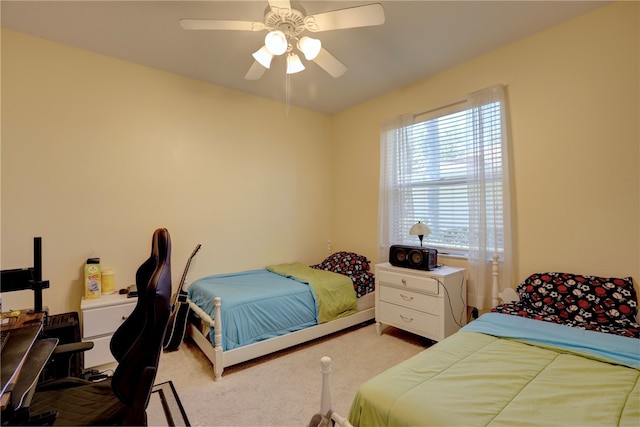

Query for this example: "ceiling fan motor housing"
[265,7,306,36]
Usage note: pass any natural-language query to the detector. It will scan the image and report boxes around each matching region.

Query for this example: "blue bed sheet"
[463,312,640,368]
[187,269,317,351]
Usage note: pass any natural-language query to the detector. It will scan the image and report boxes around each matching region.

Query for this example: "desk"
[1,309,44,332]
[0,310,57,415]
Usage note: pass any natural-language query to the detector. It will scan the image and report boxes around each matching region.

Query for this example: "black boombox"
[389,245,438,271]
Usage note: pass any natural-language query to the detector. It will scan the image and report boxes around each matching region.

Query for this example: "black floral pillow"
[350,271,376,298]
[311,252,375,297]
[310,251,371,274]
[493,272,639,338]
[516,272,637,324]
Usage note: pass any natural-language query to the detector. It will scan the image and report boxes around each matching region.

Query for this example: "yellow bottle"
[101,269,115,295]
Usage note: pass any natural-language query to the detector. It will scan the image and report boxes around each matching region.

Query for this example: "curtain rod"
[411,84,508,119]
[413,97,467,119]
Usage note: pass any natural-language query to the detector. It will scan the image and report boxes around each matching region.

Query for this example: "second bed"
[186,251,376,380]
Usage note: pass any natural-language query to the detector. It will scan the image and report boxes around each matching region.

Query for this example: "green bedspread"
[349,316,640,426]
[266,262,357,323]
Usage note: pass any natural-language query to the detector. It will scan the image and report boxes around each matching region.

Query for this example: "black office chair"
[24,228,172,426]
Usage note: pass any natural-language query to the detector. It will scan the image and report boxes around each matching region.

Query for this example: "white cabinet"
[375,263,467,342]
[81,293,136,368]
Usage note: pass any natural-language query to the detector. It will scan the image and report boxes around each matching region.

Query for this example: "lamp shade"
[286,53,305,74]
[409,222,431,236]
[252,46,273,69]
[409,221,431,247]
[265,30,288,55]
[298,36,322,60]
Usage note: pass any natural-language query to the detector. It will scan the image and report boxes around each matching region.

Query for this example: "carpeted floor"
[150,322,429,426]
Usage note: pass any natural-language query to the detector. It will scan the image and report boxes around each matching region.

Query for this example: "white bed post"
[490,253,519,306]
[320,356,333,420]
[491,253,500,307]
[187,296,226,380]
[213,296,224,381]
[316,356,353,427]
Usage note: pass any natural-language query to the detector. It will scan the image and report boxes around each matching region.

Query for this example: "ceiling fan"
[180,1,385,80]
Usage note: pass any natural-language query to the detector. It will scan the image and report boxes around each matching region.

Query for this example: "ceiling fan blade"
[268,0,292,15]
[313,48,347,78]
[245,61,267,80]
[180,19,265,31]
[304,3,385,32]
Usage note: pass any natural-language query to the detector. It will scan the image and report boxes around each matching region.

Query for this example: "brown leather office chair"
[25,228,172,426]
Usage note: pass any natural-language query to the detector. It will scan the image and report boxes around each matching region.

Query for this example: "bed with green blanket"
[348,272,640,426]
[349,313,639,426]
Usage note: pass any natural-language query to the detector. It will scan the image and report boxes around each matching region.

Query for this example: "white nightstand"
[81,293,137,368]
[375,263,467,341]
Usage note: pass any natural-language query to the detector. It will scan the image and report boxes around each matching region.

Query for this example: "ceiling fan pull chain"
[285,73,291,115]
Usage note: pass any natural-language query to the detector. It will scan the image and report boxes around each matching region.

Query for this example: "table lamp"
[409,221,431,247]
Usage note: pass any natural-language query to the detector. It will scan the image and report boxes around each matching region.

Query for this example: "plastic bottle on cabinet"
[101,269,115,294]
[84,258,101,299]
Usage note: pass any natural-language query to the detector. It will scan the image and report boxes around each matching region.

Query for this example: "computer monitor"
[0,237,49,313]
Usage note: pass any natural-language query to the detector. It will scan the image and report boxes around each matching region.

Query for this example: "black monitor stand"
[29,237,48,314]
[0,237,50,314]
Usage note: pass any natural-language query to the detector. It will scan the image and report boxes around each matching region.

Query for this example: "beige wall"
[2,2,638,315]
[1,29,333,314]
[332,1,639,290]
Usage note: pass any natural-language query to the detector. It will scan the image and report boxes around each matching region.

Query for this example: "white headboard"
[491,252,519,307]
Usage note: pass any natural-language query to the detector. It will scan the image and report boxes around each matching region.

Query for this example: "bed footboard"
[187,297,224,381]
[308,357,353,427]
[187,296,375,382]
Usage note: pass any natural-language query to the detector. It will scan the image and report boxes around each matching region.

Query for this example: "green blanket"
[349,331,640,426]
[266,262,357,323]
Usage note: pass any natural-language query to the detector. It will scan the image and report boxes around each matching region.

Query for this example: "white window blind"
[381,96,504,254]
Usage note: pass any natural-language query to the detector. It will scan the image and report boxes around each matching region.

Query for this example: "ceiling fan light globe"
[298,36,321,60]
[264,30,288,55]
[252,46,273,69]
[286,53,305,74]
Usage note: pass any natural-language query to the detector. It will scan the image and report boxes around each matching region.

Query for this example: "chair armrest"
[52,341,94,356]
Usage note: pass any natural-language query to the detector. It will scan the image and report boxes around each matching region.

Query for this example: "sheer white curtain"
[466,84,513,310]
[378,113,413,261]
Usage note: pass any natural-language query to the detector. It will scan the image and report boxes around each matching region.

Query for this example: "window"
[379,85,513,309]
[379,86,509,257]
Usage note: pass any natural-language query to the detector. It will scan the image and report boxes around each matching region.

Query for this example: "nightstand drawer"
[83,302,135,337]
[83,335,114,368]
[377,269,439,295]
[379,285,441,315]
[378,301,441,339]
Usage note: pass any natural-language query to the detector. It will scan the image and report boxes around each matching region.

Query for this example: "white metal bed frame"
[187,297,375,381]
[185,242,377,381]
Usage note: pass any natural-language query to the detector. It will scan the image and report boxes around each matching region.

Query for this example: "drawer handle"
[401,279,407,285]
[400,294,414,302]
[399,315,414,323]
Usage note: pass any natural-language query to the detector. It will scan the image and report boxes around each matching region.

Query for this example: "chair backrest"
[109,228,172,424]
[110,229,165,361]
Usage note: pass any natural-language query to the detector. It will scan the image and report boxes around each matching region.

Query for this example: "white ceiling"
[1,1,610,114]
